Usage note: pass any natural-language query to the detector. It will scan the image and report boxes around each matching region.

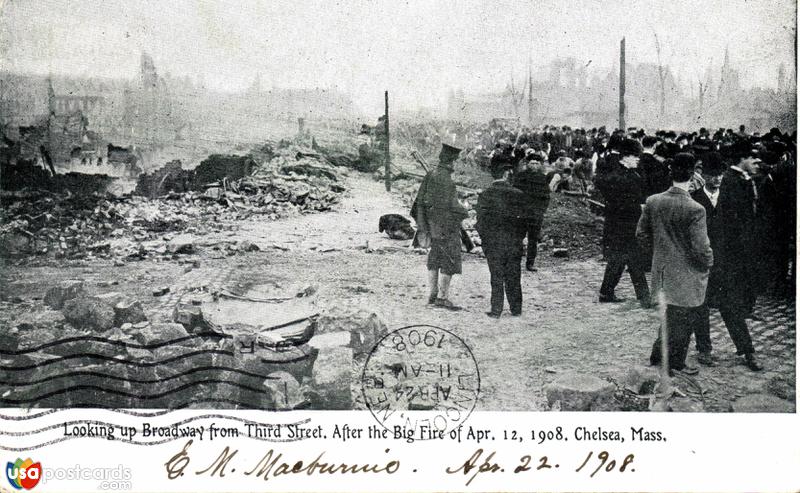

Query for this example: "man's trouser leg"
[667,305,695,369]
[439,274,452,301]
[719,302,755,355]
[526,217,543,263]
[505,251,523,314]
[486,250,505,314]
[695,303,712,353]
[628,261,651,302]
[600,252,626,298]
[427,269,439,301]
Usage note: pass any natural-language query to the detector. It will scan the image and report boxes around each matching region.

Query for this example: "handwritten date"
[446,448,635,486]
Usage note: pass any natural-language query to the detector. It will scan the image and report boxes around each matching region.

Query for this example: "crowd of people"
[412,121,796,376]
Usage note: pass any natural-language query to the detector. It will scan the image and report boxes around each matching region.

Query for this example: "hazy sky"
[0,0,796,113]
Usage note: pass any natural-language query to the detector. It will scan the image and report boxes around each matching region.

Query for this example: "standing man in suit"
[639,136,670,197]
[690,152,725,366]
[413,143,468,311]
[476,162,529,317]
[512,152,550,272]
[712,142,763,370]
[596,138,651,307]
[638,153,713,375]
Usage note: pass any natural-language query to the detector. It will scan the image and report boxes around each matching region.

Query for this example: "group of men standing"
[598,136,775,374]
[413,126,791,374]
[413,143,550,317]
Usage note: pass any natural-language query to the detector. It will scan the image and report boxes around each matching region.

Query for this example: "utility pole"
[619,37,626,131]
[527,56,533,125]
[384,90,391,192]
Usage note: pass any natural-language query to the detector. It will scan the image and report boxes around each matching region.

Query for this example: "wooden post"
[384,90,391,192]
[619,37,626,131]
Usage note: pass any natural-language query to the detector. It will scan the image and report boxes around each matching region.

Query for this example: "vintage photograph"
[0,0,796,416]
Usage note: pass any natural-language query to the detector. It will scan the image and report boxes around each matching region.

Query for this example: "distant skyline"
[1,0,796,114]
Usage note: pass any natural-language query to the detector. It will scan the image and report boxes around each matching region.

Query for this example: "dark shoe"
[427,294,437,305]
[697,352,715,367]
[744,353,763,372]
[435,298,462,311]
[525,260,537,272]
[639,298,654,309]
[675,365,699,376]
[510,311,522,316]
[599,294,625,303]
[486,311,501,319]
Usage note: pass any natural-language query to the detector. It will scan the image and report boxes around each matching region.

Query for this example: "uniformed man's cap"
[438,143,462,168]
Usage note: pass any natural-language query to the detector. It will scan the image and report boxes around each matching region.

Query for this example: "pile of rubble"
[0,145,348,261]
[1,280,386,410]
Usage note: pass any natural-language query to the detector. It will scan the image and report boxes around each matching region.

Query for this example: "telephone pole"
[384,90,391,192]
[619,37,626,130]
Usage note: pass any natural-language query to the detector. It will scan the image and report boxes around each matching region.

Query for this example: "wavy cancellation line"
[0,379,279,405]
[0,365,281,387]
[0,349,235,371]
[0,332,231,355]
[0,404,312,421]
[0,414,313,437]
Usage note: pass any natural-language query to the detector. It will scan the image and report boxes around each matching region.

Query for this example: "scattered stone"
[62,297,116,331]
[264,371,306,410]
[306,346,353,409]
[765,375,796,402]
[544,372,615,411]
[668,397,705,412]
[44,280,85,309]
[152,286,170,297]
[92,292,125,306]
[731,393,795,413]
[166,234,196,254]
[619,366,662,394]
[113,299,147,326]
[173,303,209,332]
[133,322,189,346]
[296,284,317,297]
[308,331,351,351]
[552,248,569,258]
[238,240,260,252]
[315,308,388,357]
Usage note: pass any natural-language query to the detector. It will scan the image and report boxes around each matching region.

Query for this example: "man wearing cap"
[476,161,529,317]
[512,152,550,272]
[596,138,651,307]
[639,153,713,375]
[413,143,468,310]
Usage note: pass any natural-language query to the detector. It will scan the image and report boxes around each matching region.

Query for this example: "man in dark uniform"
[413,143,468,311]
[476,162,528,317]
[512,152,550,271]
[596,138,651,307]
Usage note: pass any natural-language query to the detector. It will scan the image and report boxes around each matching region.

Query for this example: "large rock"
[114,300,147,326]
[173,303,208,332]
[731,393,795,413]
[133,322,189,346]
[264,371,306,410]
[545,372,616,411]
[44,280,85,309]
[307,331,350,351]
[315,309,388,356]
[62,297,115,331]
[306,346,353,409]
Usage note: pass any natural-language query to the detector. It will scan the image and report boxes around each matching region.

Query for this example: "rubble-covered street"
[1,165,794,413]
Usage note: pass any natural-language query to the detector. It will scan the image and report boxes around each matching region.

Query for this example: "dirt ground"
[0,172,795,412]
